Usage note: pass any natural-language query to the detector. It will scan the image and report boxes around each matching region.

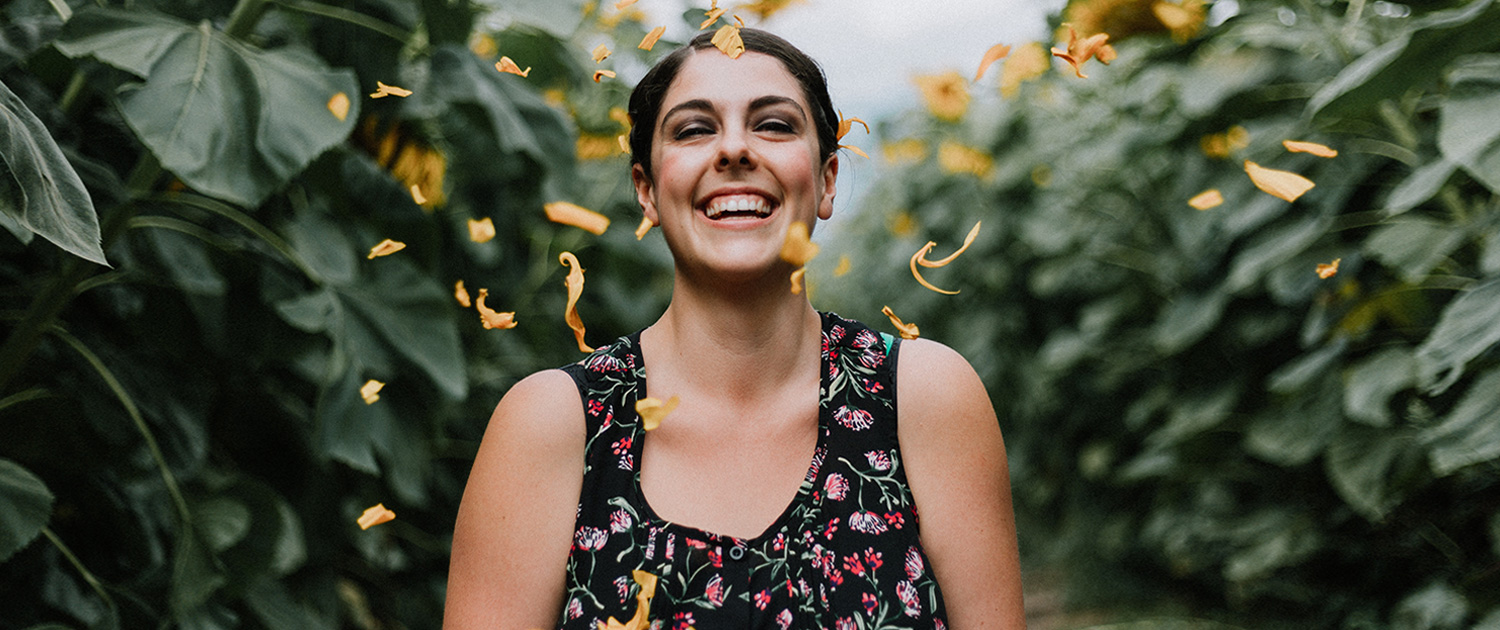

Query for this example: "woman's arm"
[444,369,587,629]
[897,338,1025,628]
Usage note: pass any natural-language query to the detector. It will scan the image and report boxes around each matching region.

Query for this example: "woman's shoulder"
[894,336,994,430]
[489,369,588,449]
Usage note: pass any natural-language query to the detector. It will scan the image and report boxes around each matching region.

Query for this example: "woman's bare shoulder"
[484,368,587,449]
[895,337,993,428]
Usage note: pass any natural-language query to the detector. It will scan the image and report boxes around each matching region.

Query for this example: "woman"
[446,28,1024,629]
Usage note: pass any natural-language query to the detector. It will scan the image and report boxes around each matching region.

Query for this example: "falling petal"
[560,252,594,353]
[615,0,638,8]
[1317,258,1342,279]
[974,43,1011,82]
[357,503,395,530]
[1051,24,1112,79]
[999,42,1049,98]
[468,217,496,243]
[618,134,631,154]
[833,254,851,277]
[1244,160,1315,202]
[593,69,617,82]
[1188,189,1224,210]
[635,216,652,240]
[700,7,726,29]
[601,570,658,630]
[780,222,820,266]
[881,306,921,340]
[640,26,666,50]
[545,201,611,235]
[789,268,807,294]
[592,44,612,63]
[635,396,679,431]
[495,56,531,77]
[367,239,405,259]
[836,111,869,142]
[917,221,981,267]
[840,144,869,159]
[711,23,744,58]
[369,81,412,98]
[475,288,518,330]
[1283,139,1338,158]
[739,0,804,19]
[360,379,384,404]
[909,244,957,295]
[327,92,350,121]
[454,280,471,307]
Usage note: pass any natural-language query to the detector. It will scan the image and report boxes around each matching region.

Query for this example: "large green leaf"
[1437,54,1500,193]
[0,78,106,265]
[1422,368,1500,476]
[1414,278,1500,393]
[338,257,467,399]
[55,8,358,208]
[1308,0,1500,122]
[0,458,53,562]
[1343,346,1416,427]
[1325,427,1414,521]
[1364,219,1467,283]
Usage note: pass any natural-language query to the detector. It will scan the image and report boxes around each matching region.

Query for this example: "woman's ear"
[632,164,659,225]
[817,154,839,221]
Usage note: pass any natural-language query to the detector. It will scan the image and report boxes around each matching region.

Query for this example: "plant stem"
[43,527,120,621]
[273,0,412,43]
[224,0,272,40]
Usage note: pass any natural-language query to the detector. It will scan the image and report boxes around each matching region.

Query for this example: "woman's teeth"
[704,195,772,219]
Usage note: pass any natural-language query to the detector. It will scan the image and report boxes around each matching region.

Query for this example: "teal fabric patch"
[880,332,895,356]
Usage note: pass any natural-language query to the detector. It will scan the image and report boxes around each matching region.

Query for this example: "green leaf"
[315,362,396,474]
[1308,0,1500,122]
[55,8,358,208]
[1245,378,1344,467]
[1392,582,1468,630]
[1383,160,1457,217]
[192,496,250,554]
[1269,341,1346,394]
[1343,347,1417,427]
[170,528,226,618]
[1422,369,1500,476]
[0,78,106,265]
[0,458,54,562]
[1364,219,1467,283]
[1414,278,1500,393]
[488,0,585,38]
[1226,214,1329,293]
[1325,427,1414,521]
[1152,290,1229,354]
[146,227,227,295]
[1438,54,1500,193]
[338,258,467,399]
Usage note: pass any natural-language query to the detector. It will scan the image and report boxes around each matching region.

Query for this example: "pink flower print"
[798,578,810,597]
[848,510,889,535]
[835,617,857,630]
[586,353,626,372]
[896,579,921,617]
[707,547,722,568]
[574,526,608,551]
[705,574,725,608]
[687,538,708,549]
[601,408,613,430]
[853,328,878,349]
[863,548,884,571]
[645,527,657,559]
[785,578,797,597]
[567,597,583,619]
[754,589,771,610]
[666,533,675,560]
[865,450,892,471]
[587,399,604,415]
[672,612,695,630]
[830,325,846,342]
[835,406,874,431]
[829,568,844,586]
[618,453,634,470]
[611,437,633,455]
[936,620,946,630]
[842,555,866,576]
[862,592,878,615]
[905,546,925,581]
[615,575,631,602]
[824,473,850,501]
[807,447,826,482]
[862,378,884,394]
[859,348,885,369]
[776,609,793,630]
[823,517,841,540]
[810,544,826,570]
[609,509,633,533]
[772,532,786,551]
[828,362,841,380]
[883,511,906,529]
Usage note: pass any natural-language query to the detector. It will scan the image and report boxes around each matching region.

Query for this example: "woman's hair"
[627,28,839,180]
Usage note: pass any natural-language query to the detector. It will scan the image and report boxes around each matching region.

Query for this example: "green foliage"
[0,77,103,264]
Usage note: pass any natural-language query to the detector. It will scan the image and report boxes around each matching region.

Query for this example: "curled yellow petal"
[839,144,870,159]
[917,221,981,268]
[454,280,471,307]
[1244,160,1315,202]
[593,69,617,82]
[327,92,350,121]
[592,44,612,63]
[360,379,384,404]
[560,252,594,353]
[410,184,428,205]
[699,7,726,29]
[711,23,744,58]
[1188,189,1224,210]
[881,306,921,340]
[367,239,405,259]
[357,503,395,530]
[600,570,658,630]
[789,267,807,294]
[545,201,611,235]
[639,26,666,50]
[495,56,531,77]
[1051,24,1112,79]
[468,217,496,243]
[635,215,652,240]
[833,254,851,277]
[975,43,1011,82]
[369,81,412,99]
[836,111,869,142]
[618,134,631,154]
[780,221,820,266]
[909,243,957,295]
[475,288,518,330]
[1283,139,1338,158]
[1317,258,1342,279]
[635,396,679,431]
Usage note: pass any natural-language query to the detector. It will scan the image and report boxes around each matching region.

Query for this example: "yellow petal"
[916,221,981,268]
[327,92,350,121]
[699,7,726,29]
[1188,189,1224,210]
[618,134,631,154]
[593,69,617,82]
[1283,139,1338,158]
[881,306,921,340]
[610,107,632,129]
[560,252,594,353]
[633,570,658,599]
[1051,24,1112,79]
[635,215,652,240]
[909,243,957,295]
[1244,160,1315,202]
[833,254,851,277]
[475,288,518,330]
[454,280,472,307]
[369,81,413,99]
[711,23,744,58]
[592,44,612,63]
[789,267,807,294]
[1152,0,1206,42]
[360,379,384,404]
[367,239,406,259]
[495,56,531,77]
[615,0,638,7]
[840,144,869,159]
[1317,258,1341,279]
[357,503,395,530]
[545,201,611,235]
[974,43,1011,82]
[779,221,820,266]
[635,396,679,431]
[468,217,496,243]
[999,42,1049,98]
[836,111,869,142]
[410,184,428,206]
[639,26,666,50]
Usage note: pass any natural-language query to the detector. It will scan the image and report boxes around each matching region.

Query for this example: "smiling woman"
[445,28,1024,630]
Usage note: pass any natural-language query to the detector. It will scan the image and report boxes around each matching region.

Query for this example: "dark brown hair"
[627,28,839,180]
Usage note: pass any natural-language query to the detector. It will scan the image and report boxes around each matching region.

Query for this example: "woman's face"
[633,49,837,285]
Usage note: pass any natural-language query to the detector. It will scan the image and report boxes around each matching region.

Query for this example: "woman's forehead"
[659,50,809,115]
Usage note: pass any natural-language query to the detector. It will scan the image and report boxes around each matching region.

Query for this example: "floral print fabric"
[556,312,948,629]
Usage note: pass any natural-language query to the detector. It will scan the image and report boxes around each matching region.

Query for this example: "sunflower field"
[2,0,1498,628]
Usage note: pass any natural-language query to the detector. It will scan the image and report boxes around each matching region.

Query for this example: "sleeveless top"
[556,311,948,629]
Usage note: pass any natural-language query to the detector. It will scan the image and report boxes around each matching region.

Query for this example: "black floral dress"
[556,312,948,629]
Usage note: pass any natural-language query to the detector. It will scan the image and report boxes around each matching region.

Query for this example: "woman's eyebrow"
[661,98,714,123]
[660,95,807,125]
[749,95,805,118]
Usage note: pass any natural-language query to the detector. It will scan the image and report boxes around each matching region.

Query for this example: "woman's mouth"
[702,194,774,220]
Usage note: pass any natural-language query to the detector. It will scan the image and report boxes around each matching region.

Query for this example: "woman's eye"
[674,125,712,140]
[758,120,794,133]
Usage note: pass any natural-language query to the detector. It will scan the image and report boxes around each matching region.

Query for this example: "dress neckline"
[625,312,831,546]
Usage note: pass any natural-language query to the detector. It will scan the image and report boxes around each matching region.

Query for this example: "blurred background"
[2,0,1499,628]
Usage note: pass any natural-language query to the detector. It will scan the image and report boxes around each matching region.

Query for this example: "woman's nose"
[715,129,755,170]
